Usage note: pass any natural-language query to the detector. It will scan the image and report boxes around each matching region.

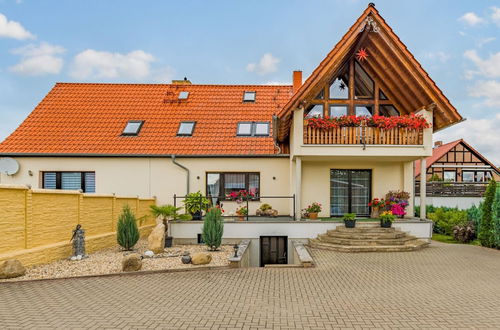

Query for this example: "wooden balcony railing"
[303,121,423,145]
[415,181,488,197]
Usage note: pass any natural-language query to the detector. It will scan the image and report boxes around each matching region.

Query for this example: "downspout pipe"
[171,155,190,194]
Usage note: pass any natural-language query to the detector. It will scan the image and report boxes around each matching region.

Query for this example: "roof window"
[177,121,196,136]
[237,122,269,136]
[243,91,256,102]
[122,120,144,136]
[178,91,189,100]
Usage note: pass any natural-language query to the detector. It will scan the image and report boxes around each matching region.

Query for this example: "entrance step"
[309,225,429,253]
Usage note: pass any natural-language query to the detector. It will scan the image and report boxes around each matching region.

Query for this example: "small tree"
[149,205,191,237]
[479,179,496,248]
[202,207,224,251]
[117,205,140,250]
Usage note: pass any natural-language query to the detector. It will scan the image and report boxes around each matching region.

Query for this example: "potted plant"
[150,205,192,247]
[305,202,322,220]
[256,203,278,217]
[379,210,396,228]
[183,191,210,220]
[236,206,248,221]
[385,190,410,218]
[368,198,385,219]
[342,213,356,228]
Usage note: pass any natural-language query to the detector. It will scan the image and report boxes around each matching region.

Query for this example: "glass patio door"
[330,169,371,217]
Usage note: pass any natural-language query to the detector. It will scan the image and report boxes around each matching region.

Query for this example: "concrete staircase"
[308,223,429,252]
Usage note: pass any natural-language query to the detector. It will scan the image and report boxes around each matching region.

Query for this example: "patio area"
[1,242,499,329]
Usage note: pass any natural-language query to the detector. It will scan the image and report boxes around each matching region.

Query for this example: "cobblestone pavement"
[1,242,500,329]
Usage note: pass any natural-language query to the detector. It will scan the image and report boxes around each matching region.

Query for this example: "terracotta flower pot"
[309,212,318,220]
[237,215,245,221]
[370,207,380,219]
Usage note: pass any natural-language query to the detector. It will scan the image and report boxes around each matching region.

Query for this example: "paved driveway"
[1,242,499,329]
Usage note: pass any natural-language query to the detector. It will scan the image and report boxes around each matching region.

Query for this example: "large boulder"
[191,253,212,265]
[122,253,142,272]
[0,259,26,279]
[148,223,166,254]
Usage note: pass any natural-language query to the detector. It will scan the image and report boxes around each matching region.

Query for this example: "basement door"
[330,169,371,217]
[260,236,287,267]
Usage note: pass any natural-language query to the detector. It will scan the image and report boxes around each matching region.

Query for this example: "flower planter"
[237,215,245,221]
[370,207,380,219]
[380,220,392,228]
[344,219,356,228]
[309,212,318,220]
[191,211,202,220]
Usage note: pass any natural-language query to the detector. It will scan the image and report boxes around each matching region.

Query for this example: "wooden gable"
[277,4,463,142]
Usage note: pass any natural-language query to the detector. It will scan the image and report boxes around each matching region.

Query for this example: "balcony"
[303,121,423,145]
[415,181,488,197]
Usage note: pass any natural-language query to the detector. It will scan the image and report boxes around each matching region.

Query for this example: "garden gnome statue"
[70,224,86,260]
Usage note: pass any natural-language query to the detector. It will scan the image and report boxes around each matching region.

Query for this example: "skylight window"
[178,91,189,100]
[237,122,270,137]
[243,91,256,102]
[177,121,196,136]
[122,120,144,136]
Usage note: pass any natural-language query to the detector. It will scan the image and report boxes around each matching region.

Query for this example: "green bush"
[202,207,224,251]
[467,203,482,231]
[493,185,500,247]
[428,208,468,235]
[117,205,140,250]
[479,179,496,248]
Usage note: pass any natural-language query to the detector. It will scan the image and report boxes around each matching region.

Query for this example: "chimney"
[172,77,192,85]
[293,71,302,94]
[434,141,443,148]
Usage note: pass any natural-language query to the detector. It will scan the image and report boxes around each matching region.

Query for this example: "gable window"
[379,105,400,117]
[330,105,348,117]
[355,105,373,117]
[206,172,260,204]
[243,91,256,102]
[43,171,95,193]
[329,64,349,99]
[178,91,189,100]
[122,120,144,136]
[462,171,474,182]
[443,171,456,182]
[177,121,196,136]
[237,122,270,136]
[305,104,324,118]
[354,61,374,99]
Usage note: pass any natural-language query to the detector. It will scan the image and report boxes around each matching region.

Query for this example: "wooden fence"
[415,181,488,197]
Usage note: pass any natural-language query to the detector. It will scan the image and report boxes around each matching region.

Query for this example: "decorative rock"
[181,255,192,264]
[144,250,154,258]
[183,251,190,256]
[0,259,26,279]
[148,223,166,254]
[191,253,212,265]
[70,256,77,261]
[122,253,142,272]
[76,255,82,261]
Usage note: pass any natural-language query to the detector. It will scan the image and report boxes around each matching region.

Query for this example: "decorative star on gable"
[356,48,369,62]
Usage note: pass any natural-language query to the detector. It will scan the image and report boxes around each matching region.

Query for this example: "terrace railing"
[303,121,423,145]
[173,194,296,221]
[415,181,488,197]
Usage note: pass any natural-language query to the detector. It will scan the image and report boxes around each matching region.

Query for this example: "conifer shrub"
[117,205,140,250]
[493,184,500,248]
[202,207,224,251]
[479,179,496,248]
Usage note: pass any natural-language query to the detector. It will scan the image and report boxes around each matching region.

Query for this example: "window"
[379,105,399,117]
[329,64,349,99]
[237,122,270,136]
[177,121,196,136]
[243,91,256,102]
[178,91,189,100]
[122,120,144,136]
[443,171,456,182]
[354,61,374,99]
[476,172,485,182]
[379,89,388,100]
[42,172,95,193]
[315,90,324,100]
[462,171,474,182]
[305,104,324,118]
[206,172,260,203]
[329,105,348,117]
[355,105,373,117]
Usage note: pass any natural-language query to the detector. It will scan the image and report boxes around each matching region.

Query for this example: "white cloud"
[265,80,291,86]
[246,53,280,75]
[464,50,500,79]
[70,49,156,80]
[151,66,176,83]
[477,36,496,48]
[467,80,500,107]
[459,12,485,26]
[0,12,35,40]
[423,51,451,63]
[491,7,500,26]
[9,42,65,75]
[434,114,500,165]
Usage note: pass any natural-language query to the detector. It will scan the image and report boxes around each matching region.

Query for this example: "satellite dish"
[0,158,20,175]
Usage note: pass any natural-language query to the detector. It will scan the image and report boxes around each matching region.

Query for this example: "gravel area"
[0,239,232,282]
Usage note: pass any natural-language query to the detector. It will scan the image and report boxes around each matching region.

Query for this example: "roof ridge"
[55,82,292,87]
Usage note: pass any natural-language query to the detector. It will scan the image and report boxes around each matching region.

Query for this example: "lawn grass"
[432,233,480,246]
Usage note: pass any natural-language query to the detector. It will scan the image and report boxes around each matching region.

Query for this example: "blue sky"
[0,0,499,162]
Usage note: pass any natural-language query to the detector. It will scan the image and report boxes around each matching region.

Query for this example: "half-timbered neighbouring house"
[0,4,464,262]
[415,139,500,208]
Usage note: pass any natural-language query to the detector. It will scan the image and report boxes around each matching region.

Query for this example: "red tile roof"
[415,139,463,177]
[0,83,293,156]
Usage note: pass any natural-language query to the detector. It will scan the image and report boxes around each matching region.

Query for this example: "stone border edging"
[292,241,314,267]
